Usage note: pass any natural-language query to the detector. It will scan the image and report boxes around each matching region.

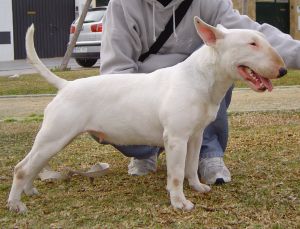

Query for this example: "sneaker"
[199,157,231,185]
[128,154,157,176]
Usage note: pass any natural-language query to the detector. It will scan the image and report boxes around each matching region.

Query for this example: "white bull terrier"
[8,16,287,213]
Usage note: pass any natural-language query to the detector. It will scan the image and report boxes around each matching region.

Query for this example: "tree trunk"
[60,0,93,70]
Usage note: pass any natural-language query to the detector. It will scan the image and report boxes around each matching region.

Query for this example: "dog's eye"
[250,42,257,47]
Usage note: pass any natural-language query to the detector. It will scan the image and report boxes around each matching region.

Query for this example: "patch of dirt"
[0,96,53,120]
[229,86,300,112]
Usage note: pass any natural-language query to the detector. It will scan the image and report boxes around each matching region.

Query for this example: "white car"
[69,7,106,67]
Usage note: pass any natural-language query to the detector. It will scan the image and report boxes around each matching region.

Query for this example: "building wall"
[232,0,300,39]
[290,0,300,39]
[0,0,14,61]
[232,0,256,19]
[12,0,75,59]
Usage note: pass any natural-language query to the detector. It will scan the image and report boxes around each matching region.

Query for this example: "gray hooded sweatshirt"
[100,0,300,74]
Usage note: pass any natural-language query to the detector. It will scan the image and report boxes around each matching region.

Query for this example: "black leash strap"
[138,0,193,62]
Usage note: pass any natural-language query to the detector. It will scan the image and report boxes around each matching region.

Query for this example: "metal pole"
[60,0,92,71]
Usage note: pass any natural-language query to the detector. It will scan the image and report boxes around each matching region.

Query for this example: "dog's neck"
[183,46,234,106]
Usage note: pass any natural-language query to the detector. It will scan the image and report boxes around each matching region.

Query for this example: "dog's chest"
[203,104,220,125]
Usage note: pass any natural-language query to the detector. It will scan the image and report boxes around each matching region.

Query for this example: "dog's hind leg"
[185,131,211,193]
[8,119,80,213]
[163,131,194,211]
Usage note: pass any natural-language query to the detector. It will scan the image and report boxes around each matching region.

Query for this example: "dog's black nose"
[278,67,287,78]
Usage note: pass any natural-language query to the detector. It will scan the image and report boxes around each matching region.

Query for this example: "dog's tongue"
[260,76,273,92]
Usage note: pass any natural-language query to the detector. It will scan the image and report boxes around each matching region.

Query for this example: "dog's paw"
[190,183,211,193]
[24,187,39,196]
[7,200,28,213]
[171,196,194,211]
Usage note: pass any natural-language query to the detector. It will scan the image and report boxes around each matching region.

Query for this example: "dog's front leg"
[163,132,194,210]
[185,131,211,193]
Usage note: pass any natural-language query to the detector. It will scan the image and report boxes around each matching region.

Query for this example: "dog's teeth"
[246,68,252,74]
[249,69,255,78]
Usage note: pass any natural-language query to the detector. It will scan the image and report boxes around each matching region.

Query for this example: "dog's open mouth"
[238,66,273,92]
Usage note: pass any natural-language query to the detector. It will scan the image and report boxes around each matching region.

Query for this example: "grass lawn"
[0,112,299,228]
[0,69,99,95]
[0,68,299,96]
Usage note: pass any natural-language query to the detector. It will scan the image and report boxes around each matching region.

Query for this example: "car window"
[84,10,105,23]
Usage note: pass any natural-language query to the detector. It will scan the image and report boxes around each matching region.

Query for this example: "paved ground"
[0,86,299,121]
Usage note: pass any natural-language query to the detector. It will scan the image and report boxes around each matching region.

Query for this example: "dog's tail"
[26,24,68,90]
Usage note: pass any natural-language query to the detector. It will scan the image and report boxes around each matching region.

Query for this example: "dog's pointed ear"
[194,16,225,46]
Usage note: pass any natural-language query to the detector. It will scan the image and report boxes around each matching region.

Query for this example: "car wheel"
[75,58,98,67]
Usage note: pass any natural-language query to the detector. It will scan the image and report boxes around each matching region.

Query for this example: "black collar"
[156,0,173,7]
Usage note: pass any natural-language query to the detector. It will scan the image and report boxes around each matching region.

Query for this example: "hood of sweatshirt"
[144,0,184,10]
[143,0,185,41]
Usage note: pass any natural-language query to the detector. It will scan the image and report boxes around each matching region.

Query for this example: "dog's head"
[194,16,287,92]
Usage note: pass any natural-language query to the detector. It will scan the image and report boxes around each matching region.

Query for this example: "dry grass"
[0,69,99,95]
[0,111,299,228]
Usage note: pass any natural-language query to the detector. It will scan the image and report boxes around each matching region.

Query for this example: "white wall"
[0,0,14,61]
